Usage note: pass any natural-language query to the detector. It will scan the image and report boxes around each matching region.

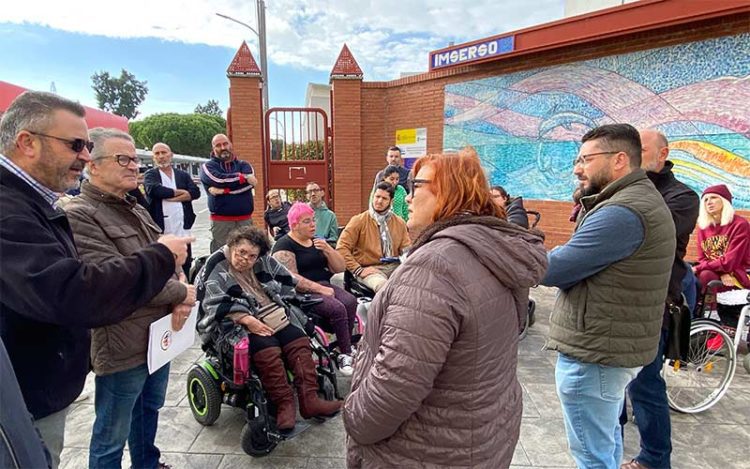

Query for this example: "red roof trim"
[227,41,262,76]
[330,44,363,78]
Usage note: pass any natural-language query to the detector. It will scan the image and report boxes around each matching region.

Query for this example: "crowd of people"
[1,90,749,469]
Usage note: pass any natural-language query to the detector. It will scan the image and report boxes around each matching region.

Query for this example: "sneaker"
[337,354,354,376]
[350,344,358,358]
[158,462,172,469]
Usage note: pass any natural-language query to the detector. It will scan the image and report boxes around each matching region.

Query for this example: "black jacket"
[505,197,529,229]
[0,166,176,419]
[0,338,51,469]
[647,161,699,303]
[143,167,200,231]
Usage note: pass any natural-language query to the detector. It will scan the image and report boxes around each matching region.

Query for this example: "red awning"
[0,81,129,131]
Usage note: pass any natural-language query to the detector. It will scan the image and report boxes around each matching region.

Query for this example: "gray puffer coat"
[344,215,548,468]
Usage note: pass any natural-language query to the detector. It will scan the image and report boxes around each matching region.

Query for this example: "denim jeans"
[556,353,641,469]
[89,363,170,469]
[624,328,671,468]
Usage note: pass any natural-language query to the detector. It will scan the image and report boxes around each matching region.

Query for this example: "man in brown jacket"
[64,128,196,469]
[336,182,410,292]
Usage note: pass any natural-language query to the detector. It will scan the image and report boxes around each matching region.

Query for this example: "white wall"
[564,0,640,17]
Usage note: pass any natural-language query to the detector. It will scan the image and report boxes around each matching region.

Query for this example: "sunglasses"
[29,131,94,154]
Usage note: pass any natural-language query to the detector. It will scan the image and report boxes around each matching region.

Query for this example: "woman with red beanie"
[693,184,750,289]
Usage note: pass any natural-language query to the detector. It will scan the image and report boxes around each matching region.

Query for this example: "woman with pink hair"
[693,184,750,290]
[272,202,358,375]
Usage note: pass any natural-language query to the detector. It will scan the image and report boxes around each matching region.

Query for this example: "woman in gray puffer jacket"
[343,148,548,468]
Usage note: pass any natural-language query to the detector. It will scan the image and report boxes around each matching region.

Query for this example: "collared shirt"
[0,153,59,207]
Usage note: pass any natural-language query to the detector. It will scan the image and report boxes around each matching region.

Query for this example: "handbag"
[255,303,290,333]
[665,299,691,361]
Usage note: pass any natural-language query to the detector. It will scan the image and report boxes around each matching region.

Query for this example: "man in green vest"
[542,124,676,469]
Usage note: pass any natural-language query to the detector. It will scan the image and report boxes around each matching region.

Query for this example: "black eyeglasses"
[305,188,321,194]
[407,178,432,194]
[96,154,141,167]
[28,131,94,154]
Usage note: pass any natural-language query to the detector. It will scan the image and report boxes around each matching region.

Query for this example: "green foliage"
[194,99,223,117]
[91,69,148,119]
[129,113,226,157]
[273,140,325,161]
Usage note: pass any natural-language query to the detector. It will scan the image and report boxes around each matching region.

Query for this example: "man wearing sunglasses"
[201,133,256,252]
[0,91,192,468]
[541,124,675,469]
[64,128,196,469]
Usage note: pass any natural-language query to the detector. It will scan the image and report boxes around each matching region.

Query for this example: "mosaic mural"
[443,33,750,208]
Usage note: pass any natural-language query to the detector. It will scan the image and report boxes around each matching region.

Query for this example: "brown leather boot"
[252,346,296,431]
[282,337,342,419]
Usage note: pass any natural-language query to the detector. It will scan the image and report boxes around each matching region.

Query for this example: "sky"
[0,0,564,119]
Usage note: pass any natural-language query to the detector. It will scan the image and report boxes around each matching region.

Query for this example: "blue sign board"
[430,36,515,70]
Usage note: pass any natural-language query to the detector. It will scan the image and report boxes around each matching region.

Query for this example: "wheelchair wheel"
[186,365,222,426]
[240,416,277,457]
[318,372,337,401]
[664,321,736,413]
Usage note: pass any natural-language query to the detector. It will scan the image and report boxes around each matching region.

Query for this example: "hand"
[208,187,224,195]
[240,315,274,336]
[720,273,736,287]
[273,226,281,236]
[319,286,335,297]
[170,303,192,331]
[157,234,195,267]
[313,238,331,251]
[181,283,197,305]
[692,265,698,273]
[360,267,380,278]
[174,189,189,197]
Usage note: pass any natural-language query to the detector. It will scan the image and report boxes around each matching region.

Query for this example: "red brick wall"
[330,78,363,222]
[328,12,750,248]
[227,75,265,225]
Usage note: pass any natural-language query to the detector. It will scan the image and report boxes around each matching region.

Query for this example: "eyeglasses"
[305,188,321,194]
[96,154,141,167]
[28,131,94,154]
[232,249,259,261]
[573,151,619,167]
[407,178,432,194]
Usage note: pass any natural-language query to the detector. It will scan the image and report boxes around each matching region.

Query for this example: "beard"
[218,149,233,161]
[580,167,613,197]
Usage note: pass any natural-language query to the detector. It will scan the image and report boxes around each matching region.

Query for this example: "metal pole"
[257,0,269,112]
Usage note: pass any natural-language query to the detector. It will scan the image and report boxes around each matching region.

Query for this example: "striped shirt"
[0,153,59,207]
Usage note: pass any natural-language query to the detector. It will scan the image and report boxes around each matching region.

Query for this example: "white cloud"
[4,0,563,80]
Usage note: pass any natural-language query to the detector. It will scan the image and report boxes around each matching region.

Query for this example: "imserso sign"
[430,36,515,70]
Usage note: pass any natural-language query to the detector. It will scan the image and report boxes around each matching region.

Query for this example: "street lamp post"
[216,1,269,111]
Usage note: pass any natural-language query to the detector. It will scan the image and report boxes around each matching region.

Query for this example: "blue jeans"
[681,265,697,313]
[625,328,671,468]
[556,353,641,469]
[89,363,170,469]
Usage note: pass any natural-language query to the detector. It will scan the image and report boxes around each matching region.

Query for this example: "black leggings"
[248,324,306,354]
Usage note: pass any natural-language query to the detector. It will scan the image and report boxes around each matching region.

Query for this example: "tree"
[195,99,223,117]
[91,69,148,119]
[129,113,226,157]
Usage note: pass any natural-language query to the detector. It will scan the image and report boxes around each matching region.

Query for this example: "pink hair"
[287,202,314,228]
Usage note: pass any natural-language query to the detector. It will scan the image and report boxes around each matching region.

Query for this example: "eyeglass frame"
[573,151,620,167]
[93,154,141,167]
[27,131,94,154]
[305,187,322,195]
[407,178,432,194]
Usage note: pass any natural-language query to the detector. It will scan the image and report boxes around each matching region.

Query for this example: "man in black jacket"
[0,91,192,468]
[620,129,699,469]
[144,142,201,276]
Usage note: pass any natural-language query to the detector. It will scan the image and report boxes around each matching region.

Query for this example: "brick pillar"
[227,42,265,226]
[330,44,365,224]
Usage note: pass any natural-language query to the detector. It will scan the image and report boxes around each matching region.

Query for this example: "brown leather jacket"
[336,211,410,273]
[344,216,547,468]
[65,182,186,375]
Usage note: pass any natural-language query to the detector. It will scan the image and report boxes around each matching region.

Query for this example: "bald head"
[639,129,669,173]
[152,142,173,168]
[211,133,233,160]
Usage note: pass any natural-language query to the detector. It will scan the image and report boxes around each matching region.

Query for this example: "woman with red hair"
[343,147,548,468]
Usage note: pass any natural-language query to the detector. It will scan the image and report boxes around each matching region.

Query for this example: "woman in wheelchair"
[271,203,358,375]
[198,226,341,432]
[693,184,750,291]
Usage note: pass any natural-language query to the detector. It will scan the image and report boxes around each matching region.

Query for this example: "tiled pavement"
[59,285,750,469]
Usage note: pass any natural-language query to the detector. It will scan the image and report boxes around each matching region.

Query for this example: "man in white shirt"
[144,142,201,275]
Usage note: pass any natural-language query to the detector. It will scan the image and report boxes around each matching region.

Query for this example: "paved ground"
[59,193,750,468]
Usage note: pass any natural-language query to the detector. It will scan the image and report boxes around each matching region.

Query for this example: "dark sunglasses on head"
[28,131,94,153]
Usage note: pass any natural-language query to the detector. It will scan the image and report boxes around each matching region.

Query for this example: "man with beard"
[373,146,410,193]
[145,142,201,276]
[0,91,191,468]
[336,182,411,292]
[541,124,675,469]
[619,129,699,469]
[306,181,339,243]
[201,133,256,252]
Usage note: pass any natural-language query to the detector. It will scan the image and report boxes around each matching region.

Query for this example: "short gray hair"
[0,91,86,155]
[89,127,134,160]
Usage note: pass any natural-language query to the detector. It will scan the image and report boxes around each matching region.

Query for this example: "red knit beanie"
[702,184,732,203]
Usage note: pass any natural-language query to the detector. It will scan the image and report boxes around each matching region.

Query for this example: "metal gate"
[263,107,333,208]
